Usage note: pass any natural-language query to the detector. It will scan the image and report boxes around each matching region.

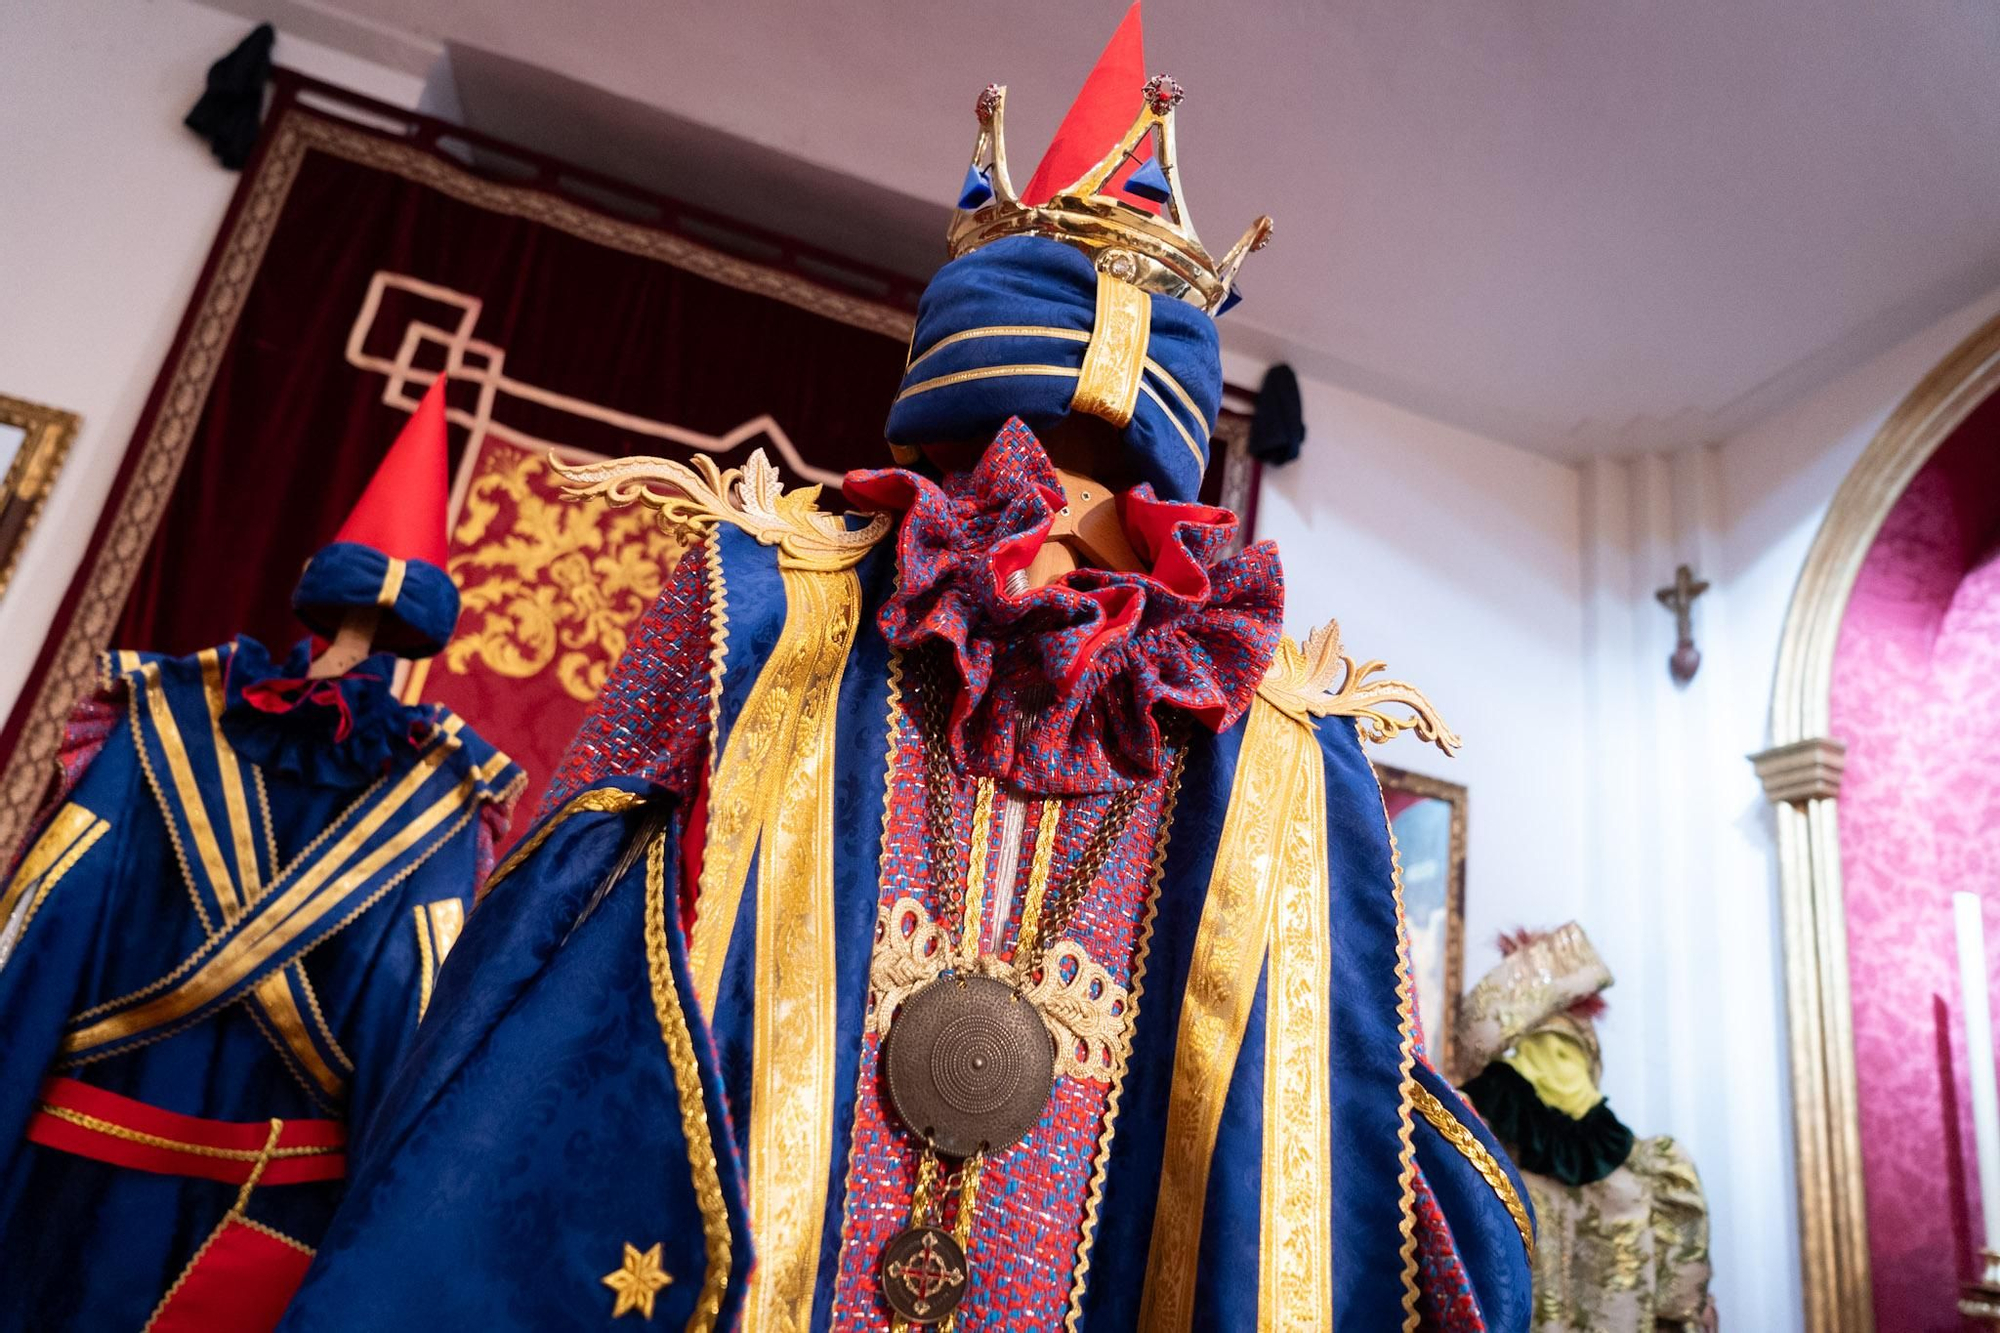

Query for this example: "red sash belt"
[25,1076,346,1186]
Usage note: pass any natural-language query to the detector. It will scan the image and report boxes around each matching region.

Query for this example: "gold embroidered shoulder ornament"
[1256,619,1460,756]
[550,447,889,573]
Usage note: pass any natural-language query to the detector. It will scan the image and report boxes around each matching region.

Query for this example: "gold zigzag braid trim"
[1409,1079,1536,1266]
[1257,621,1461,757]
[550,447,888,574]
[1376,758,1424,1331]
[643,832,732,1333]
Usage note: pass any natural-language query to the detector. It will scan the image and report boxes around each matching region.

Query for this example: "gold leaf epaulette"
[1256,620,1461,756]
[550,447,889,572]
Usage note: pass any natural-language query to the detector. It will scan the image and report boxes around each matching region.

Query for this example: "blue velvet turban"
[885,235,1222,502]
[293,542,460,660]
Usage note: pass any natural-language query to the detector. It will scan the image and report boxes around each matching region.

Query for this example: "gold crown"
[946,76,1273,314]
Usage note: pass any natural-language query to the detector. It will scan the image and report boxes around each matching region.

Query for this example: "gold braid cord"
[1409,1079,1535,1264]
[551,447,889,573]
[1256,620,1460,756]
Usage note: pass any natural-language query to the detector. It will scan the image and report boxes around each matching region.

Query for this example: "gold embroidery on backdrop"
[603,1241,674,1321]
[485,787,646,892]
[1258,621,1461,757]
[1140,694,1298,1333]
[441,442,687,704]
[1063,746,1187,1330]
[1411,1079,1536,1264]
[1260,718,1334,1330]
[868,895,1130,1083]
[644,832,732,1333]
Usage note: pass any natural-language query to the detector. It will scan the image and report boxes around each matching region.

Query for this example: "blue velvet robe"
[0,641,520,1331]
[283,509,1536,1332]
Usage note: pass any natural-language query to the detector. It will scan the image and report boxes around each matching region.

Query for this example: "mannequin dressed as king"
[284,8,1536,1330]
[1454,925,1716,1333]
[0,379,523,1332]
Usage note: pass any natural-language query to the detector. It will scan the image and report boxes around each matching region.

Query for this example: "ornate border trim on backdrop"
[0,75,919,856]
[1753,308,2000,1333]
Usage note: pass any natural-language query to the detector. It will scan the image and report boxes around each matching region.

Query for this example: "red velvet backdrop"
[112,93,912,657]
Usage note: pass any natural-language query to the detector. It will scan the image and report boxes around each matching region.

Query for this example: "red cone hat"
[1021,1,1147,206]
[335,375,451,569]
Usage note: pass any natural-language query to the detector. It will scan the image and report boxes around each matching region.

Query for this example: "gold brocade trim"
[643,833,732,1333]
[1070,272,1151,429]
[136,660,242,924]
[32,1102,342,1163]
[198,650,262,911]
[1376,753,1423,1331]
[413,904,437,1023]
[551,447,888,574]
[63,742,470,1055]
[1258,622,1461,757]
[1137,378,1205,473]
[1410,1079,1536,1265]
[1140,694,1298,1332]
[742,562,858,1333]
[484,787,646,892]
[377,557,407,610]
[251,969,348,1100]
[900,324,1210,455]
[1260,716,1333,1329]
[1063,745,1187,1331]
[0,805,108,964]
[428,898,466,961]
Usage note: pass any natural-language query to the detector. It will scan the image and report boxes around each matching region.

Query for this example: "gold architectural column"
[1752,738,1869,1333]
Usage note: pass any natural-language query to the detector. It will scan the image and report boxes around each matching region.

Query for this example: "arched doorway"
[1756,311,2000,1333]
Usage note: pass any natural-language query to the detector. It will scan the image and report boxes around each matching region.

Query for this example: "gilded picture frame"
[1375,763,1468,1075]
[0,394,79,601]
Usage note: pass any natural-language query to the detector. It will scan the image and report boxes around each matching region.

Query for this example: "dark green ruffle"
[1462,1059,1635,1186]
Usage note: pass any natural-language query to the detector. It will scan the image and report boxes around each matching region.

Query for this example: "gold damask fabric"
[1524,1135,1714,1333]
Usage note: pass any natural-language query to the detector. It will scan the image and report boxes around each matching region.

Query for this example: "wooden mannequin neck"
[306,608,380,680]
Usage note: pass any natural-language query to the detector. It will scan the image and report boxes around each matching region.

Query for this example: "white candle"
[1955,891,2000,1253]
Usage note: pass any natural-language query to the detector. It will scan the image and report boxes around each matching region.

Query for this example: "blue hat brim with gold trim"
[885,235,1220,502]
[294,542,459,660]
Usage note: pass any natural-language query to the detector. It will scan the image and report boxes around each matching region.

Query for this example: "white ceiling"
[204,0,2000,460]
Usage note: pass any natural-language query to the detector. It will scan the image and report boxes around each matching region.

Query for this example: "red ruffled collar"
[844,418,1284,794]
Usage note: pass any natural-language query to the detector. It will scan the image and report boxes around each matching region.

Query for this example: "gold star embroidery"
[602,1241,672,1319]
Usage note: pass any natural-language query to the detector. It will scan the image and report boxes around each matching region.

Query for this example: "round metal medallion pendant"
[879,1225,969,1324]
[884,974,1056,1159]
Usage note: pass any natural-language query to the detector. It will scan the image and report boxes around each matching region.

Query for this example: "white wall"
[0,0,423,720]
[1237,350,1592,979]
[1577,284,2000,1333]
